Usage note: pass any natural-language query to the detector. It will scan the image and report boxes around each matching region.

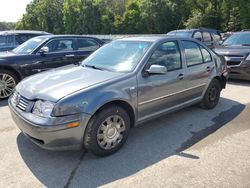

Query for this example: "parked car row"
[0,30,50,52]
[8,36,228,156]
[167,28,250,80]
[0,35,105,99]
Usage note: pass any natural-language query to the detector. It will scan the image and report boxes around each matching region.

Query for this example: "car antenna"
[174,17,183,36]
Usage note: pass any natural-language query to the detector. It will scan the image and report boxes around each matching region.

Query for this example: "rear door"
[180,40,214,97]
[74,38,101,63]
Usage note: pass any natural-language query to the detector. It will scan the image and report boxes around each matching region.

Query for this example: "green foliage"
[16,0,64,34]
[15,0,250,34]
[0,22,16,31]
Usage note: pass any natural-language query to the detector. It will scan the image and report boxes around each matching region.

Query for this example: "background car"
[215,31,250,80]
[167,28,222,49]
[0,35,105,99]
[0,30,50,52]
[9,37,228,156]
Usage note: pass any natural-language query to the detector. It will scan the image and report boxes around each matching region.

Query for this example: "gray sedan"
[9,37,228,156]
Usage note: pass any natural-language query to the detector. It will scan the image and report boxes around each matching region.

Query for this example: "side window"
[182,41,203,66]
[16,34,30,44]
[203,32,212,42]
[193,32,202,40]
[201,46,212,62]
[147,41,181,71]
[0,36,7,46]
[77,38,99,51]
[44,39,74,53]
[212,33,221,41]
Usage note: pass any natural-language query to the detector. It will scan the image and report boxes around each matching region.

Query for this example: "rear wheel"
[0,70,18,100]
[84,105,130,156]
[200,79,221,109]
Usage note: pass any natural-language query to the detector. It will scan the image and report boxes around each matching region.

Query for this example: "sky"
[0,0,31,22]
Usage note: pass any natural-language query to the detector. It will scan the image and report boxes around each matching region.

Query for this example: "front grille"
[227,61,241,66]
[11,92,33,112]
[224,55,245,67]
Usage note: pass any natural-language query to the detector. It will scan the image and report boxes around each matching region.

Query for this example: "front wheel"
[200,79,221,109]
[0,70,19,100]
[84,105,130,156]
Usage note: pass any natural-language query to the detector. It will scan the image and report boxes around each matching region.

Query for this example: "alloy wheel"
[0,73,16,99]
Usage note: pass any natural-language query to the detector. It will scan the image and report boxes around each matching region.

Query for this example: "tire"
[84,105,130,157]
[0,69,19,100]
[200,79,221,109]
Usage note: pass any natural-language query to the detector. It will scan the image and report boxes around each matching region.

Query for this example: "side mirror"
[39,46,49,54]
[219,40,223,45]
[146,64,167,75]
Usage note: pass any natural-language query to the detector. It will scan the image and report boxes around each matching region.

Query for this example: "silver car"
[9,37,228,156]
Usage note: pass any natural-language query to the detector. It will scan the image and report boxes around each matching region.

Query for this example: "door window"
[44,39,74,53]
[77,38,99,51]
[200,46,212,62]
[203,32,212,42]
[182,41,203,66]
[147,41,181,71]
[193,32,202,41]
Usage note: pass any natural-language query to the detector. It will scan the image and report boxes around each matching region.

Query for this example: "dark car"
[0,30,50,52]
[0,35,104,99]
[215,31,250,80]
[167,28,222,49]
[9,37,228,156]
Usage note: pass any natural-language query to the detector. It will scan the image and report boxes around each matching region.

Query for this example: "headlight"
[246,54,250,61]
[32,100,55,117]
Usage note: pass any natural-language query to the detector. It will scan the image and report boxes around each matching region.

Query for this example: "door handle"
[178,74,184,80]
[206,66,211,72]
[65,54,75,57]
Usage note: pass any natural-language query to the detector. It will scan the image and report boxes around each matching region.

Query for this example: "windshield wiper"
[241,44,250,46]
[83,64,107,71]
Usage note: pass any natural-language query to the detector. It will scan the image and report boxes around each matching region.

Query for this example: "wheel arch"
[92,100,136,128]
[0,65,22,81]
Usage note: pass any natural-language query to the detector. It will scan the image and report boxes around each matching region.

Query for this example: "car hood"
[0,51,20,60]
[16,65,124,102]
[214,46,250,56]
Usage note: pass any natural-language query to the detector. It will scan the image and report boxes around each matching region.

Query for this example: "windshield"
[223,33,250,46]
[167,31,192,37]
[12,37,48,54]
[82,40,152,72]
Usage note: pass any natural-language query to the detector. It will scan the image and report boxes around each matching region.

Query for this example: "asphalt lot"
[0,80,250,188]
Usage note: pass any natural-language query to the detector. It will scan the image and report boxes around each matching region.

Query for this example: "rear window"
[203,32,212,42]
[182,41,203,66]
[77,38,100,51]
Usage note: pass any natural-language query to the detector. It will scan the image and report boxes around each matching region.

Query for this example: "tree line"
[13,0,250,34]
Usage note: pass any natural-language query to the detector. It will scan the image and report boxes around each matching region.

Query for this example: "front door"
[137,41,185,121]
[30,38,78,73]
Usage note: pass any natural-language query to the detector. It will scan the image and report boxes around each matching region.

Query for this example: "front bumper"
[9,99,91,150]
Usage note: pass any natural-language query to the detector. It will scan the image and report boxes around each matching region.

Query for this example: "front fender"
[52,74,138,117]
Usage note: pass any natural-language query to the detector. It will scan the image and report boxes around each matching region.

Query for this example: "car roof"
[169,28,219,33]
[117,36,199,43]
[234,31,250,34]
[33,35,105,43]
[0,30,50,35]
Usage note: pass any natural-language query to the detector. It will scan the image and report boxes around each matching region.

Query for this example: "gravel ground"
[0,80,249,188]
